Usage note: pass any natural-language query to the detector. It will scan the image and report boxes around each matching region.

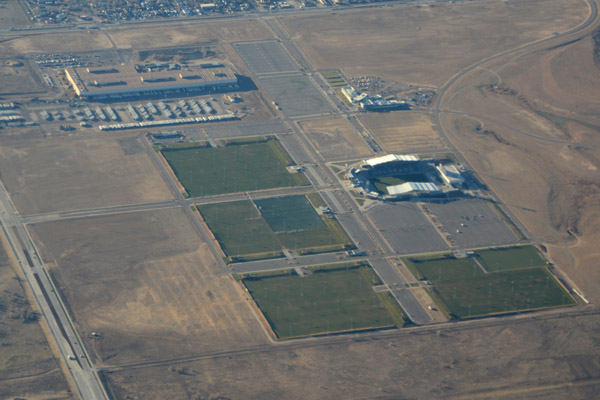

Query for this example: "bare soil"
[0,133,173,215]
[0,0,30,27]
[279,0,588,87]
[439,33,600,304]
[29,207,269,366]
[359,111,445,153]
[299,116,372,160]
[109,19,273,50]
[103,311,600,399]
[0,234,71,399]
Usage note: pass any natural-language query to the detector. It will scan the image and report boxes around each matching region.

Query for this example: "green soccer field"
[198,195,354,262]
[405,247,576,318]
[370,173,429,194]
[242,265,404,338]
[160,137,309,197]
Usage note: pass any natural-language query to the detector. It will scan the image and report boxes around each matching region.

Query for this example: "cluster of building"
[347,154,466,201]
[89,0,251,21]
[65,62,239,100]
[341,86,409,111]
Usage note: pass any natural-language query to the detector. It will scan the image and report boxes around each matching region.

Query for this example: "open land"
[0,235,71,400]
[0,0,30,27]
[160,137,309,197]
[279,0,589,86]
[298,116,372,160]
[438,26,600,304]
[103,311,600,400]
[242,264,400,338]
[405,249,575,318]
[1,31,112,54]
[28,207,269,366]
[358,112,445,153]
[109,19,274,50]
[0,59,45,95]
[0,133,173,215]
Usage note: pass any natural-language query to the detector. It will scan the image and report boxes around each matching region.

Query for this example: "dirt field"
[0,0,30,27]
[0,59,44,95]
[279,0,588,86]
[0,235,71,399]
[438,32,600,304]
[1,31,112,54]
[109,19,273,50]
[103,311,600,399]
[0,133,173,215]
[29,207,270,366]
[358,111,445,153]
[298,116,372,160]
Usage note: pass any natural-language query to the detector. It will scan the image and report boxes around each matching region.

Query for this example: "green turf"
[370,173,429,194]
[255,196,324,233]
[160,137,309,197]
[198,201,282,258]
[406,254,575,318]
[476,246,546,272]
[199,195,354,261]
[242,265,398,338]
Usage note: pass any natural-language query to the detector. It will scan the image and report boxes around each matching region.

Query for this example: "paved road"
[0,180,108,400]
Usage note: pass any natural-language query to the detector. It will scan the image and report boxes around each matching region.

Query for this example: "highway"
[0,0,598,396]
[0,179,108,399]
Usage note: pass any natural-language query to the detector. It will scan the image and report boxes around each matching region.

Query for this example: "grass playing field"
[160,137,309,197]
[242,264,403,338]
[405,246,575,318]
[198,195,354,262]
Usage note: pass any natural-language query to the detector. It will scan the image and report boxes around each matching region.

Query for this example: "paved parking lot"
[233,41,299,75]
[260,74,334,118]
[428,198,519,249]
[367,202,449,255]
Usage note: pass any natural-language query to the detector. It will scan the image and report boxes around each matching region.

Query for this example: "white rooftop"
[387,181,438,195]
[365,154,419,167]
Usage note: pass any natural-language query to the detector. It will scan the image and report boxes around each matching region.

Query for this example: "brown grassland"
[29,208,269,366]
[440,33,600,304]
[0,133,173,215]
[279,0,589,86]
[359,111,445,153]
[298,116,372,160]
[0,235,71,399]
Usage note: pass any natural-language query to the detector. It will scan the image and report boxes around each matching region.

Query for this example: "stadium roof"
[364,154,419,167]
[387,182,438,195]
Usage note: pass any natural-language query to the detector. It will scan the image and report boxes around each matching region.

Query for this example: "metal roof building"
[65,63,238,99]
[387,182,439,195]
[364,154,419,168]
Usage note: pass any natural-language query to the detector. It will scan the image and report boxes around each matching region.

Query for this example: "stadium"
[347,154,467,201]
[65,61,239,100]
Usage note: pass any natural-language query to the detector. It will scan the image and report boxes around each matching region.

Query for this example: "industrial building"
[65,62,239,100]
[341,86,409,111]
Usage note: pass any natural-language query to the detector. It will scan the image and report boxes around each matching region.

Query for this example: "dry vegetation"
[440,31,600,304]
[0,59,44,95]
[0,0,30,26]
[279,0,588,86]
[109,19,273,50]
[359,111,445,153]
[103,312,600,399]
[29,208,269,366]
[0,133,173,215]
[1,31,112,54]
[0,236,71,399]
[298,116,372,160]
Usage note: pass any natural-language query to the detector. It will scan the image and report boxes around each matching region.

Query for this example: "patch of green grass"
[405,254,575,318]
[370,173,429,194]
[256,196,324,233]
[161,137,309,197]
[242,265,398,338]
[477,246,546,273]
[199,195,354,262]
[198,201,283,260]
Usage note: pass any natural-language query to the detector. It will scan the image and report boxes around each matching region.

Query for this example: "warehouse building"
[65,62,239,100]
